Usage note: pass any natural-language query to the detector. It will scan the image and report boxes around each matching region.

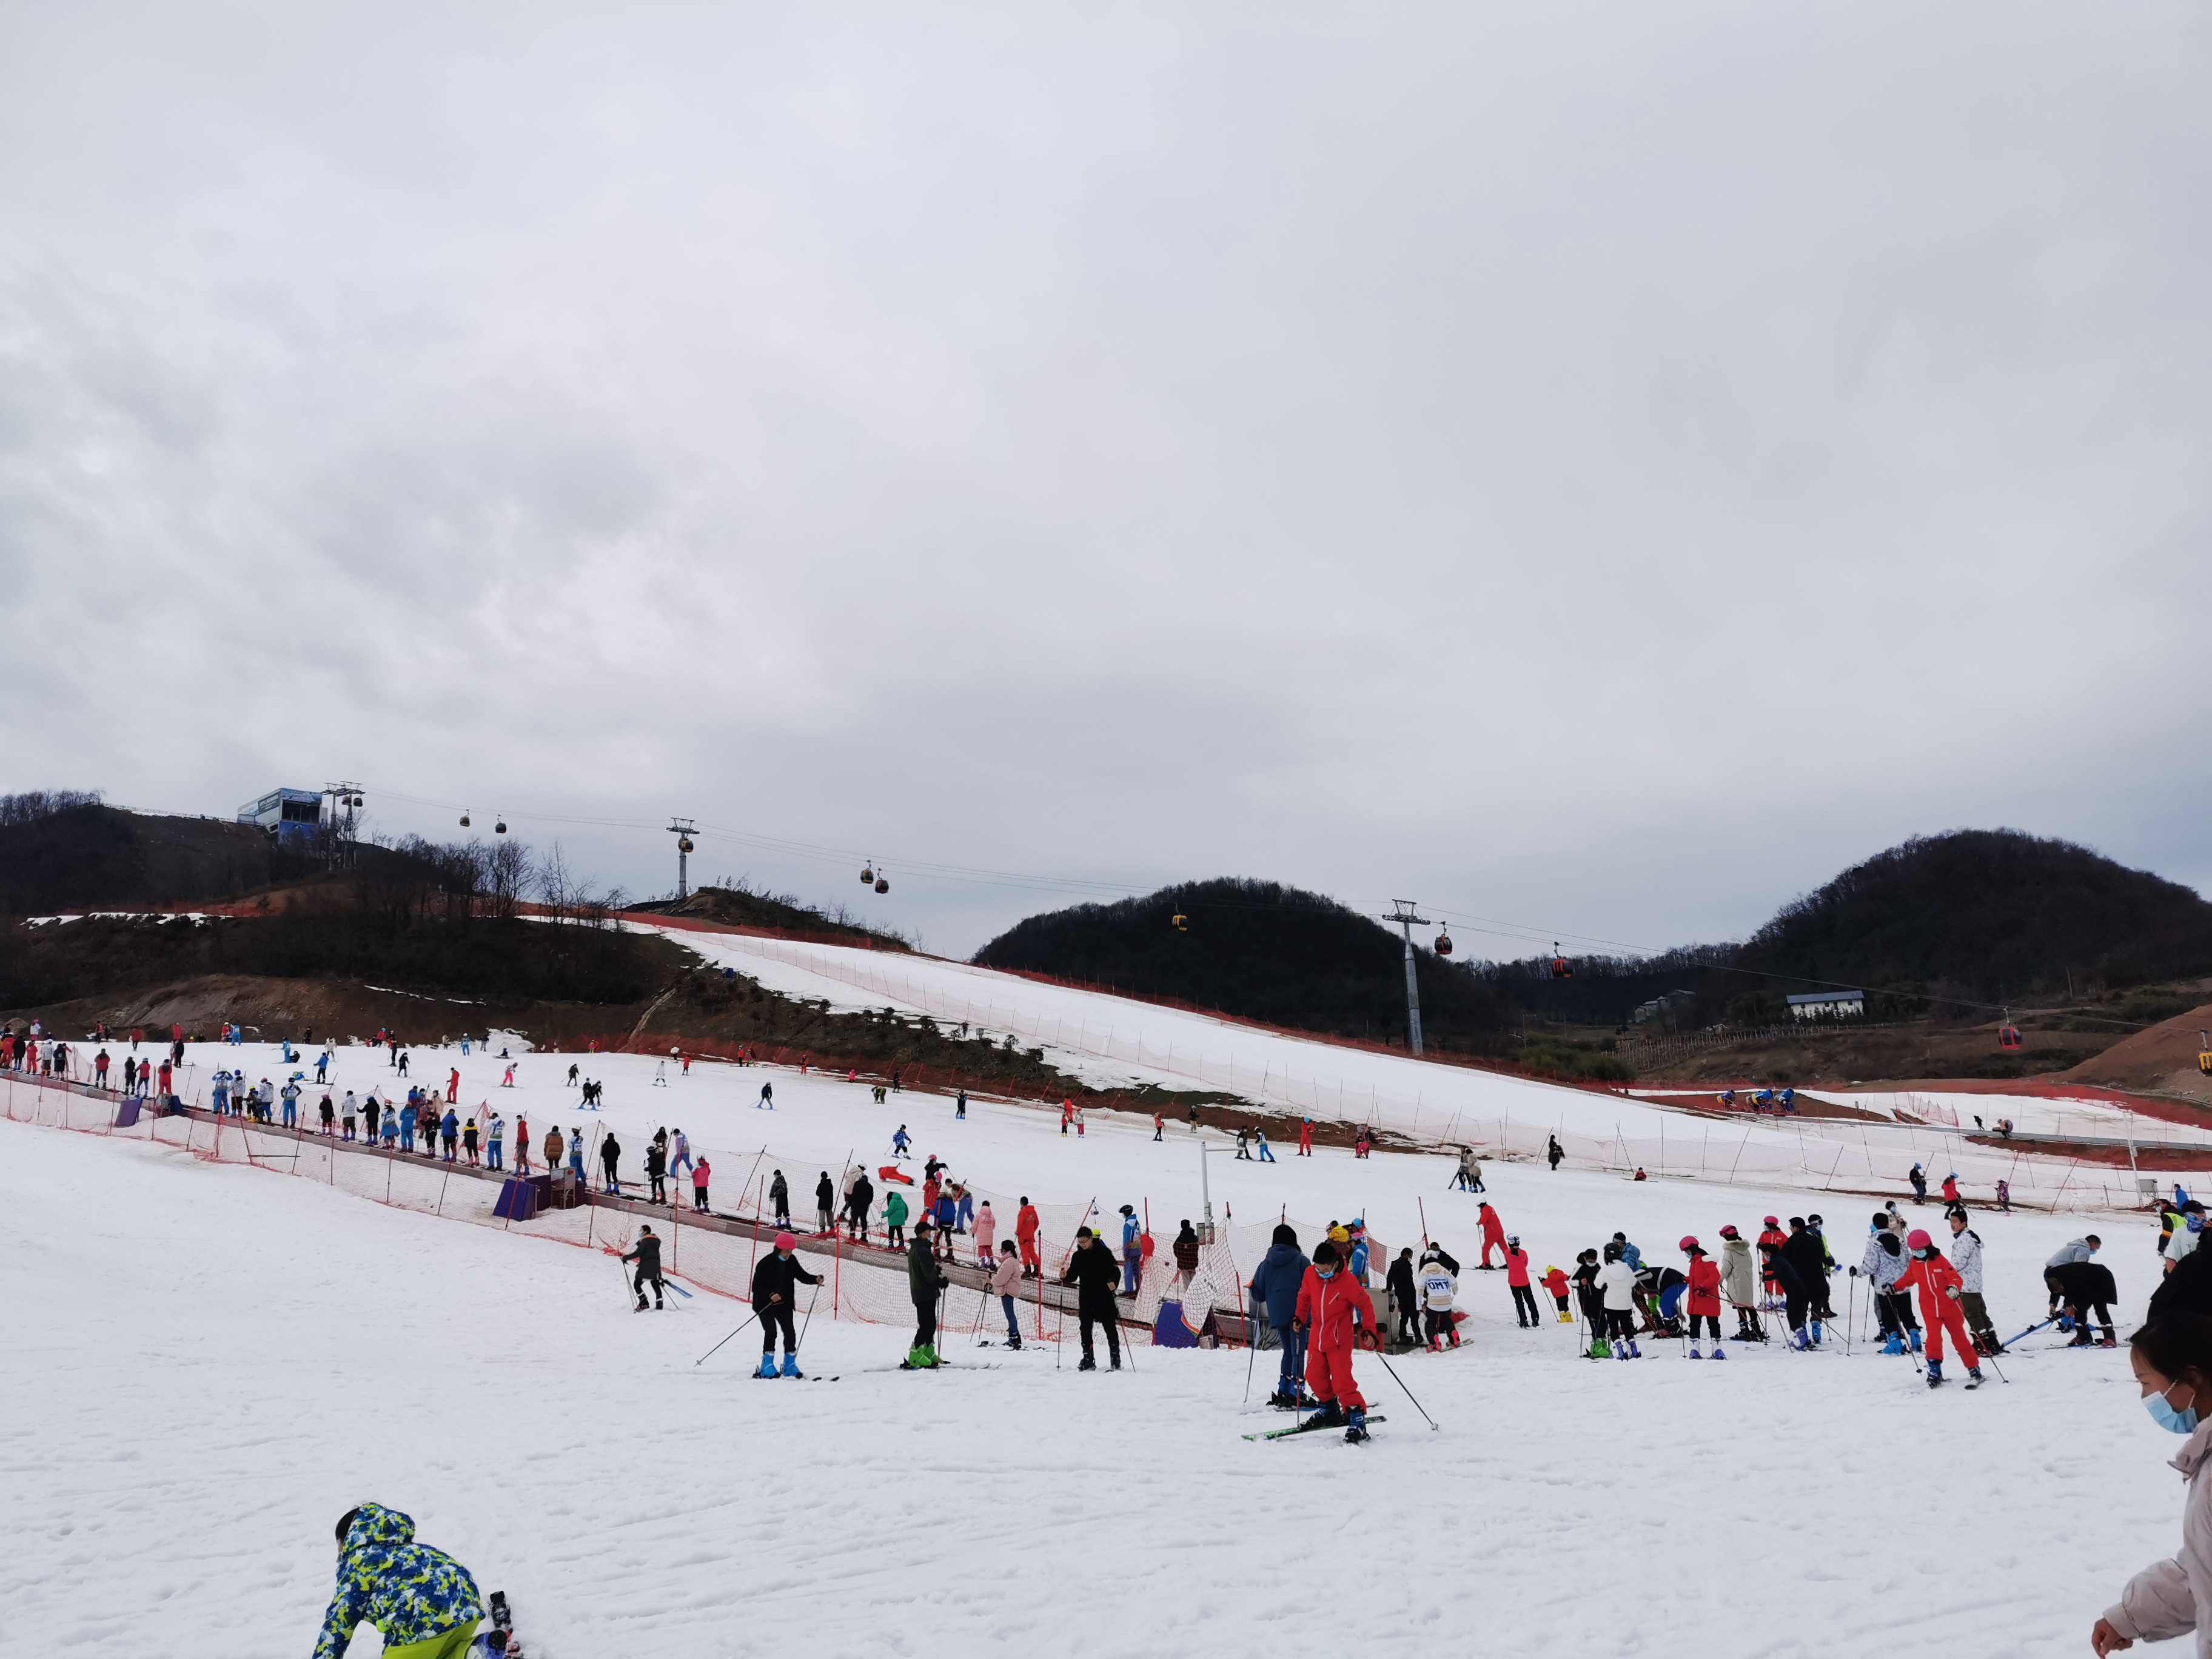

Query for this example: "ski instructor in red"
[1293,1239,1382,1442]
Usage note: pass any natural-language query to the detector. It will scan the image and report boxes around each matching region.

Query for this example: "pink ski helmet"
[1678,1235,1700,1253]
[774,1230,797,1252]
[1905,1228,1931,1251]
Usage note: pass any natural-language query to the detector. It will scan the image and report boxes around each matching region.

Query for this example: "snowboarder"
[1295,1239,1382,1440]
[907,1220,946,1367]
[1895,1228,1985,1388]
[312,1503,486,1659]
[751,1231,823,1377]
[991,1239,1025,1347]
[1250,1224,1312,1406]
[1062,1227,1125,1370]
[621,1225,666,1310]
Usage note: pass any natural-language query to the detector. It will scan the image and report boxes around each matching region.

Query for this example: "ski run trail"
[2,931,2196,1657]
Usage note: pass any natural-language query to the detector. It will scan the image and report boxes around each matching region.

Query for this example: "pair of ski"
[1244,1412,1385,1443]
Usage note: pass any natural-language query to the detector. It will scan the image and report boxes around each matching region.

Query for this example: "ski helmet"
[1678,1235,1700,1253]
[1718,1224,1740,1239]
[774,1231,796,1252]
[1763,1215,1779,1227]
[1906,1228,1932,1251]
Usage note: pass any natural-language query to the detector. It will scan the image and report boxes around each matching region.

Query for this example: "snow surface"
[1,1033,2192,1658]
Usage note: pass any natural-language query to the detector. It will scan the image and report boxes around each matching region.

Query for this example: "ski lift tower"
[321,781,364,870]
[1388,900,1430,1056]
[667,817,697,901]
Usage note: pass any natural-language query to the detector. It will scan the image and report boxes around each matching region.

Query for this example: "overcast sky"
[2,3,2206,959]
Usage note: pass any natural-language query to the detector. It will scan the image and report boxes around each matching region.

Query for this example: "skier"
[1477,1202,1507,1269]
[845,1170,873,1239]
[600,1131,622,1196]
[769,1169,791,1227]
[1682,1238,1725,1358]
[751,1231,823,1377]
[990,1240,1024,1348]
[400,1098,418,1152]
[2047,1235,2103,1316]
[1908,1162,1928,1205]
[621,1225,666,1310]
[1541,1263,1573,1322]
[2053,1258,2122,1348]
[1756,1216,1788,1307]
[1855,1212,1917,1353]
[692,1156,711,1212]
[568,1127,587,1184]
[440,1108,459,1163]
[1017,1197,1041,1279]
[1294,1239,1382,1441]
[975,1199,998,1265]
[1718,1225,1763,1343]
[1944,1210,2000,1353]
[1546,1134,1563,1171]
[1598,1243,1641,1359]
[486,1113,503,1171]
[1387,1247,1422,1343]
[1298,1118,1313,1156]
[1504,1236,1539,1327]
[1895,1228,1985,1388]
[1250,1224,1313,1406]
[1419,1249,1460,1349]
[645,1139,667,1204]
[1781,1218,1828,1345]
[461,1118,478,1165]
[1940,1171,1961,1208]
[445,1068,460,1105]
[1151,1113,1163,1141]
[312,1503,486,1659]
[907,1219,947,1368]
[1455,1147,1485,1192]
[1760,1238,1813,1350]
[1062,1227,1125,1370]
[816,1172,836,1233]
[1119,1204,1142,1296]
[885,1188,909,1247]
[1255,1128,1275,1162]
[669,1129,693,1187]
[892,1125,911,1160]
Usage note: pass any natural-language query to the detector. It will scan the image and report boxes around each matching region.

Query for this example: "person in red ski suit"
[1293,1240,1380,1426]
[1017,1200,1041,1279]
[1895,1228,1981,1384]
[446,1069,460,1105]
[1478,1202,1508,1269]
[1757,1216,1787,1302]
[1940,1173,1960,1207]
[1681,1238,1724,1354]
[1298,1118,1314,1156]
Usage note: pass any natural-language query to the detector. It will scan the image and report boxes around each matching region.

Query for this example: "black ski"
[1243,1413,1386,1442]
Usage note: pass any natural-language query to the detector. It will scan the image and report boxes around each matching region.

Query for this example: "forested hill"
[973,878,1509,1052]
[1730,830,2212,1003]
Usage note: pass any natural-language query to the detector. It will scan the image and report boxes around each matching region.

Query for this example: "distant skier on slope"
[1476,1204,1507,1269]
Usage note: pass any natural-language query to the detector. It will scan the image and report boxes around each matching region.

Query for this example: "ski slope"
[0,1068,2182,1659]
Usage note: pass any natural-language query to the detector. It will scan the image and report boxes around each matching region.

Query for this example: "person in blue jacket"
[1347,1219,1370,1282]
[313,1503,484,1659]
[1249,1224,1312,1407]
[955,1185,976,1234]
[398,1101,418,1152]
[440,1108,461,1162]
[1119,1204,1143,1294]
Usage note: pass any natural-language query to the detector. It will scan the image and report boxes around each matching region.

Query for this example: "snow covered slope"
[0,1096,2179,1659]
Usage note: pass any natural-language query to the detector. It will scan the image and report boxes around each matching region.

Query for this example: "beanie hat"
[1313,1241,1341,1265]
[1271,1223,1298,1247]
[774,1231,796,1252]
[1327,1225,1351,1244]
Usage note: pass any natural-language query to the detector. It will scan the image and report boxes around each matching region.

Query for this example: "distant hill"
[1732,830,2212,1004]
[973,877,1509,1053]
[643,882,911,951]
[0,800,329,914]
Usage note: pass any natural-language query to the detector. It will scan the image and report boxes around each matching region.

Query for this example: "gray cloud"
[0,2,2205,956]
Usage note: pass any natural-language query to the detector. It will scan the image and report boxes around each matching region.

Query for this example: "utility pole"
[667,818,697,900]
[1389,900,1429,1056]
[322,782,364,870]
[1198,1142,1216,1242]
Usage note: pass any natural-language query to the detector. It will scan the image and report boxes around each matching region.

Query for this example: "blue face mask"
[1315,1266,1337,1280]
[2147,1386,2200,1436]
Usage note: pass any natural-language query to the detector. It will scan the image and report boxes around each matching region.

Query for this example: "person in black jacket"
[600,1132,622,1196]
[2051,1259,2119,1347]
[769,1170,790,1228]
[1760,1240,1811,1348]
[907,1221,947,1368]
[848,1172,875,1241]
[1387,1248,1421,1345]
[816,1172,836,1234]
[645,1140,667,1204]
[1062,1227,1124,1370]
[1781,1218,1829,1343]
[751,1231,824,1377]
[620,1225,664,1310]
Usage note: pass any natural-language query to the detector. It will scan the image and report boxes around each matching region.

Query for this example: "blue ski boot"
[1926,1358,1945,1389]
[757,1354,779,1379]
[780,1352,802,1379]
[1344,1407,1370,1444]
[1791,1327,1810,1352]
[1909,1329,1924,1354]
[1688,1346,1703,1359]
[1810,1322,1824,1347]
[1711,1344,1727,1359]
[1883,1332,1904,1356]
[1627,1339,1641,1359]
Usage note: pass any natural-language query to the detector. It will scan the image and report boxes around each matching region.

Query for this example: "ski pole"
[795,1279,822,1353]
[1372,1342,1438,1430]
[694,1309,762,1367]
[1243,1298,1260,1403]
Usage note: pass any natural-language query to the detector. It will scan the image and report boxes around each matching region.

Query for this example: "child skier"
[992,1239,1025,1349]
[693,1156,711,1213]
[313,1503,486,1659]
[1681,1237,1725,1358]
[1718,1225,1763,1343]
[1894,1228,1985,1389]
[1541,1263,1573,1322]
[1598,1242,1641,1359]
[1419,1249,1460,1350]
[1504,1236,1538,1327]
[1294,1240,1382,1441]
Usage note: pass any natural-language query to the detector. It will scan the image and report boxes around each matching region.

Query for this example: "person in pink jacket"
[974,1200,999,1265]
[990,1239,1024,1350]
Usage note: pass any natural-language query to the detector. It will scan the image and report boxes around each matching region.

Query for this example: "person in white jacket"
[990,1240,1024,1350]
[2094,1315,2212,1657]
[1419,1251,1460,1350]
[2168,1208,2205,1275]
[1598,1244,1642,1360]
[1946,1210,2000,1355]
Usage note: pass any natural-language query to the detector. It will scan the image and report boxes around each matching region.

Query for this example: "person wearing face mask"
[2092,1314,2212,1657]
[1893,1229,1984,1389]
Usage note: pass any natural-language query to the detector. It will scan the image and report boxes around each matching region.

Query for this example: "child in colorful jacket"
[314,1503,483,1659]
[1540,1264,1572,1321]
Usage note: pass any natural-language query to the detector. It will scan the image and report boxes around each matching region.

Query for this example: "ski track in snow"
[0,1031,2191,1658]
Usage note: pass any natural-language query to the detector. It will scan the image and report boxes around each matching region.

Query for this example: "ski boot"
[1908,1329,1923,1353]
[1965,1368,1985,1389]
[1809,1322,1824,1348]
[1078,1355,1096,1371]
[1711,1344,1727,1360]
[1429,1336,1442,1353]
[1344,1407,1370,1444]
[1447,1331,1460,1348]
[1588,1338,1610,1360]
[2067,1333,2094,1349]
[1611,1340,1628,1361]
[1687,1346,1702,1359]
[2057,1314,2075,1333]
[1558,1310,1575,1324]
[757,1354,779,1378]
[1310,1399,1348,1429]
[635,1295,651,1313]
[1882,1332,1903,1356]
[1266,1389,1298,1410]
[1790,1327,1810,1352]
[780,1353,802,1379]
[1627,1339,1641,1359]
[1007,1334,1022,1351]
[2098,1333,2119,1349]
[902,1345,940,1370]
[1926,1358,1945,1389]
